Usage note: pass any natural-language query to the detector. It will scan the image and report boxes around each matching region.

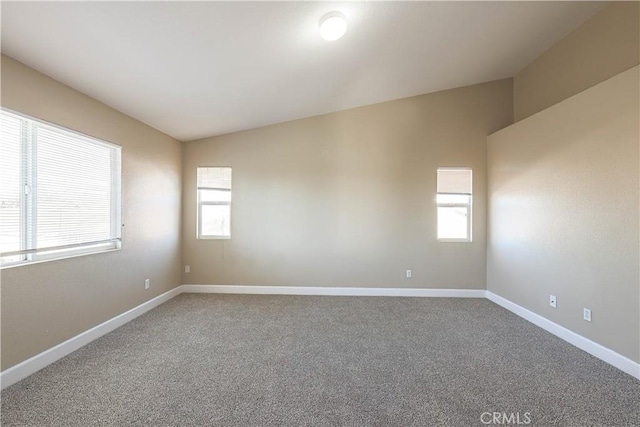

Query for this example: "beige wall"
[0,56,183,370]
[514,1,639,121]
[487,66,640,362]
[182,79,513,289]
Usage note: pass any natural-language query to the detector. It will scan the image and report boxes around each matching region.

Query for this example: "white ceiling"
[1,1,605,142]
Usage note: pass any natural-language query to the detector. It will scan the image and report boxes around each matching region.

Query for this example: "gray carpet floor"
[2,294,639,426]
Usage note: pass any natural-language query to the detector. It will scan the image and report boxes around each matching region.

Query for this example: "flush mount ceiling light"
[319,11,347,41]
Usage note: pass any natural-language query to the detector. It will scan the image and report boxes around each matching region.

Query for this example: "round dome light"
[319,11,347,41]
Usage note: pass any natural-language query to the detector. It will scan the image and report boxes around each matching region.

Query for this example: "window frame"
[196,166,232,240]
[0,108,122,268]
[436,167,472,243]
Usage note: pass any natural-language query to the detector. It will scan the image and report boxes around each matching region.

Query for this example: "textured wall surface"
[0,56,183,370]
[182,79,513,289]
[514,1,639,121]
[488,66,640,362]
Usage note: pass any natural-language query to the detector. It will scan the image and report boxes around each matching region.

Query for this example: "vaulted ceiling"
[1,1,604,141]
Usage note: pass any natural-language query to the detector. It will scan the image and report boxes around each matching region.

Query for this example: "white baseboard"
[181,284,487,298]
[486,291,640,380]
[0,286,183,390]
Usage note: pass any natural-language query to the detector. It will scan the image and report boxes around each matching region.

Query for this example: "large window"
[437,168,472,242]
[0,109,121,267]
[197,167,231,239]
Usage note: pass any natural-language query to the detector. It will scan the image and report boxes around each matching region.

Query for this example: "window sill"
[0,247,121,270]
[197,236,231,240]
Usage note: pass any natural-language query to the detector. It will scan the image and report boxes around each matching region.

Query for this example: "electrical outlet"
[144,278,150,290]
[583,308,591,322]
[549,295,557,308]
[406,270,412,279]
[185,265,191,274]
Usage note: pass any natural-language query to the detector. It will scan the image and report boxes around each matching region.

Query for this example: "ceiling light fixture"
[319,11,347,41]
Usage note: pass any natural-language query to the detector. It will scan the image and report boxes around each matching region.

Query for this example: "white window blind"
[437,168,472,242]
[0,113,23,256]
[437,169,472,195]
[0,109,121,267]
[197,167,232,190]
[197,167,231,238]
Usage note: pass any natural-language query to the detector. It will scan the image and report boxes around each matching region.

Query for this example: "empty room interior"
[1,1,639,425]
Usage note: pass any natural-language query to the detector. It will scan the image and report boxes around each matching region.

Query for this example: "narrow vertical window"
[197,167,232,239]
[437,168,472,242]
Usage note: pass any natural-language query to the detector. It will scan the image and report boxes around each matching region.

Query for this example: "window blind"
[0,113,23,255]
[0,109,121,266]
[197,167,232,190]
[35,125,114,248]
[437,169,472,195]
